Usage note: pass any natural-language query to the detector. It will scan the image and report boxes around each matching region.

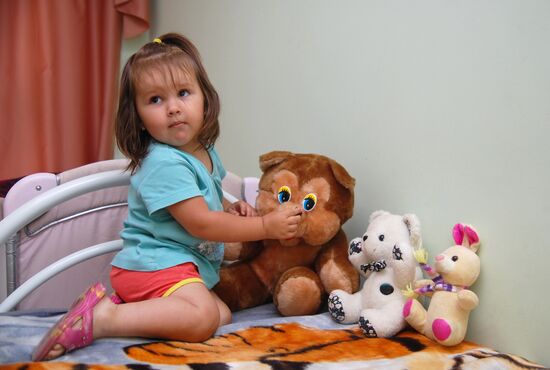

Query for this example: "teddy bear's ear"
[328,158,355,190]
[403,214,422,250]
[369,210,390,223]
[259,151,294,173]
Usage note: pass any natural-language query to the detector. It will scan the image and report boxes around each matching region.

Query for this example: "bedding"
[0,304,546,370]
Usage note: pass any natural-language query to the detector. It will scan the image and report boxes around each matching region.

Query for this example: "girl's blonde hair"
[115,33,220,173]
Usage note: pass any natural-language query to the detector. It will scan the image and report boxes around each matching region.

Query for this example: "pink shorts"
[110,262,203,303]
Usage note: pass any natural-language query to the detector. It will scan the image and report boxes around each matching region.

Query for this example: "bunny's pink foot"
[432,318,452,341]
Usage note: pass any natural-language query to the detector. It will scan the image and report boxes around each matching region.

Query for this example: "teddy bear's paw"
[392,245,403,260]
[358,317,378,337]
[275,271,322,316]
[328,293,346,323]
[348,238,362,256]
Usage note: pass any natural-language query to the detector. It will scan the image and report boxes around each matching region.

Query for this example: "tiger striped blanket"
[0,304,546,370]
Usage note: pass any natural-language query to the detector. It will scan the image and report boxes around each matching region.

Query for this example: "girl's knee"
[169,288,225,342]
[219,303,232,326]
[215,296,232,327]
[188,302,221,341]
[189,320,218,342]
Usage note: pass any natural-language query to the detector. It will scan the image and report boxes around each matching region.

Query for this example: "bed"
[0,161,546,370]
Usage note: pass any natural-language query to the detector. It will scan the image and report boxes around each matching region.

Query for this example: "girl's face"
[134,67,205,153]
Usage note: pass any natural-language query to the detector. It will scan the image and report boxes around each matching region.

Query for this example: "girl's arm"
[168,196,301,242]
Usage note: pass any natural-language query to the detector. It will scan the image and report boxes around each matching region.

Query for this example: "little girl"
[32,33,302,361]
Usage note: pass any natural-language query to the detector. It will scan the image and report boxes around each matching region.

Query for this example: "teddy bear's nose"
[281,203,302,215]
[435,254,445,261]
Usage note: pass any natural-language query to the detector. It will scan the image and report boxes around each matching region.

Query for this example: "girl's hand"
[262,206,302,240]
[225,200,257,217]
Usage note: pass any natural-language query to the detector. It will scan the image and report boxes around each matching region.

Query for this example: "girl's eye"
[302,193,317,212]
[277,186,291,203]
[149,96,161,104]
[179,90,190,97]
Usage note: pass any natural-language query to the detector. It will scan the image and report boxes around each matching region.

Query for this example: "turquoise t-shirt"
[111,141,227,289]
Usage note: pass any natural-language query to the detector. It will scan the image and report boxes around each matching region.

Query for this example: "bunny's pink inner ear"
[464,225,479,246]
[452,223,465,245]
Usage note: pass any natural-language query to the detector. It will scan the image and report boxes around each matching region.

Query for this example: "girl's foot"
[32,283,107,361]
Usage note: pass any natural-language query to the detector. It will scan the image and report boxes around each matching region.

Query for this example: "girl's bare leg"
[46,282,229,359]
[96,282,223,341]
[211,290,232,326]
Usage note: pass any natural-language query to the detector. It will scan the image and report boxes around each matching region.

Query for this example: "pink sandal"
[32,282,106,361]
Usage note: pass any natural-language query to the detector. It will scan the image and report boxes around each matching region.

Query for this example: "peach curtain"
[0,0,149,180]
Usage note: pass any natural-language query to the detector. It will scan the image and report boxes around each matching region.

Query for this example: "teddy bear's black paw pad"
[328,294,345,322]
[349,240,362,255]
[359,317,378,337]
[392,245,403,260]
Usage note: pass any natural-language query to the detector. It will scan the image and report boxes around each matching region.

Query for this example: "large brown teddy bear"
[214,151,360,316]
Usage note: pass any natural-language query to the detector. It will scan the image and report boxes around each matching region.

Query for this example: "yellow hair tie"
[153,38,163,44]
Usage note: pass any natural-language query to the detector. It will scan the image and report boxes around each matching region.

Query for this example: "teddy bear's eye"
[363,235,368,241]
[452,256,459,262]
[302,193,317,212]
[277,186,291,203]
[379,234,385,241]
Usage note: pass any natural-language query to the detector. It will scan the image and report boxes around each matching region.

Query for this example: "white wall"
[153,0,550,365]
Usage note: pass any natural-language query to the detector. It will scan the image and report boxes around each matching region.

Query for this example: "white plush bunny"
[328,210,422,337]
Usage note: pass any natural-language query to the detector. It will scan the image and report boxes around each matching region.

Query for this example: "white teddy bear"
[328,210,422,337]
